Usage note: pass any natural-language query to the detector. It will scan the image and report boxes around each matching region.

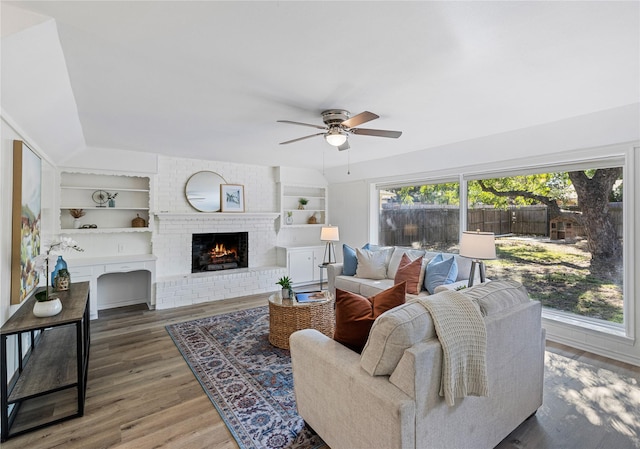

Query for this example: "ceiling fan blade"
[338,141,350,151]
[279,133,325,145]
[341,111,379,128]
[277,120,327,130]
[350,128,402,138]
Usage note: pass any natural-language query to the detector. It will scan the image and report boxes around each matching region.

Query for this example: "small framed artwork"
[11,140,42,304]
[220,184,245,212]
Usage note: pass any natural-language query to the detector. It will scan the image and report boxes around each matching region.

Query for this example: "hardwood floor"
[3,295,639,449]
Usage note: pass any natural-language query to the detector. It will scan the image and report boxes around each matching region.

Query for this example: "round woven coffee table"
[268,291,335,349]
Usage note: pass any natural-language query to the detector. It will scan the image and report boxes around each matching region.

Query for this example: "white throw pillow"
[355,248,392,280]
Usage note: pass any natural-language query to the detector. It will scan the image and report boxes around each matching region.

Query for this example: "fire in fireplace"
[192,232,248,272]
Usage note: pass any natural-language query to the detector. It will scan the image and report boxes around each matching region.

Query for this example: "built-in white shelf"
[59,171,152,232]
[61,186,149,193]
[61,206,149,211]
[280,184,327,227]
[60,227,151,234]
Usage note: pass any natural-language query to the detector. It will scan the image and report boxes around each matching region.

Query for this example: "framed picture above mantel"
[11,140,42,304]
[221,184,245,212]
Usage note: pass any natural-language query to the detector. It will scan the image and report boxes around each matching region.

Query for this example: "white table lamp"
[459,230,496,287]
[320,226,340,265]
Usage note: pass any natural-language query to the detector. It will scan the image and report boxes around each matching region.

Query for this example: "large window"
[377,161,626,328]
[467,167,624,324]
[378,181,460,252]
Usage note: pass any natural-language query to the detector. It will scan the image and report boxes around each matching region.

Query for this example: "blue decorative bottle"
[51,255,67,288]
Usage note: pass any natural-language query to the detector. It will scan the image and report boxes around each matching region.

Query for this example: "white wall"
[327,180,370,259]
[152,157,330,276]
[1,117,58,326]
[61,146,158,174]
[1,116,60,388]
[324,104,639,184]
[155,155,278,214]
[1,121,21,328]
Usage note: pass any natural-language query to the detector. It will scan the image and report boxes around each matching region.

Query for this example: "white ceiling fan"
[278,109,402,151]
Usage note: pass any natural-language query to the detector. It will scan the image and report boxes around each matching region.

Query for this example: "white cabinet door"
[288,249,315,284]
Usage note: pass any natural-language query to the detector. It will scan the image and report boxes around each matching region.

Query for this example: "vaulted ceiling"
[2,1,639,170]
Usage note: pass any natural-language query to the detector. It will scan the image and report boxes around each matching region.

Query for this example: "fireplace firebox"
[192,232,248,272]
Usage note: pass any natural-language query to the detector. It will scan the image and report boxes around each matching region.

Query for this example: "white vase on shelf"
[73,218,82,229]
[33,297,62,317]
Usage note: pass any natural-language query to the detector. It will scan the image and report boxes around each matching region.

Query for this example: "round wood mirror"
[185,171,227,212]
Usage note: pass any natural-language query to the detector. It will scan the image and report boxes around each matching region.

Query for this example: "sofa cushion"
[333,282,406,353]
[343,244,358,276]
[360,299,437,376]
[387,248,426,279]
[359,279,395,298]
[355,248,393,280]
[335,275,395,297]
[334,275,369,295]
[461,280,530,316]
[394,254,424,295]
[425,253,458,294]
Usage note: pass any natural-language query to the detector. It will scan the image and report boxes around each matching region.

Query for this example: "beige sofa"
[327,247,478,299]
[290,280,545,449]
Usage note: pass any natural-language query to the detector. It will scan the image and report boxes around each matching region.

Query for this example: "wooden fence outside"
[379,203,622,246]
[379,206,460,247]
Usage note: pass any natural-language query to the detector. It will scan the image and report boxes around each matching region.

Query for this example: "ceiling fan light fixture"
[325,129,347,147]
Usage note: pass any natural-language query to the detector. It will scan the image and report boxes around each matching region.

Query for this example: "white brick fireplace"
[153,213,286,310]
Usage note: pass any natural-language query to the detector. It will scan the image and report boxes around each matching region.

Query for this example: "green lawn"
[486,237,623,323]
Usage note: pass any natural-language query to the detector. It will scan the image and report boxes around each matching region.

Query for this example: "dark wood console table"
[1,281,90,441]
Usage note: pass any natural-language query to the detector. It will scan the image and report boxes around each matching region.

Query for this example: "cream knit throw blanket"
[418,290,488,406]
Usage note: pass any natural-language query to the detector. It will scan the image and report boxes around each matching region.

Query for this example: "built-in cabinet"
[58,171,155,316]
[59,171,151,232]
[276,246,325,286]
[279,184,327,227]
[65,255,156,320]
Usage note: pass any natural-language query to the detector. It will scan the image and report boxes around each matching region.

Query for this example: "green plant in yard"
[489,237,623,323]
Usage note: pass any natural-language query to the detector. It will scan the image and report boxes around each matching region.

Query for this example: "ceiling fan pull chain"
[347,149,351,175]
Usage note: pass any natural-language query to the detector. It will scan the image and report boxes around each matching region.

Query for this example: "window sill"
[542,307,633,345]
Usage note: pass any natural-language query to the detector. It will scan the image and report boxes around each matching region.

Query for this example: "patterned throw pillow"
[333,283,406,353]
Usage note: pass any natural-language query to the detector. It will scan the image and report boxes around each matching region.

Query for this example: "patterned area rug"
[166,306,324,449]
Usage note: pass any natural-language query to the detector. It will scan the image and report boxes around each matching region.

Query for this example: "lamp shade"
[459,231,496,260]
[320,226,340,242]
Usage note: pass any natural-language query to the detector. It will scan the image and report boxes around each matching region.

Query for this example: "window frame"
[372,150,635,341]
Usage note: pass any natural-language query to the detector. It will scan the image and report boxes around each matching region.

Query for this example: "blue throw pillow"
[425,254,458,294]
[343,244,358,276]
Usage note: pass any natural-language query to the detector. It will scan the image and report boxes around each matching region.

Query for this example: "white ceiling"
[2,1,639,170]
